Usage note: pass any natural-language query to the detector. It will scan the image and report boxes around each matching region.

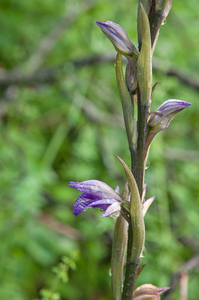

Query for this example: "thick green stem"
[126,222,133,263]
[121,259,140,300]
[136,4,152,195]
[136,88,149,196]
[130,145,138,180]
[122,89,148,300]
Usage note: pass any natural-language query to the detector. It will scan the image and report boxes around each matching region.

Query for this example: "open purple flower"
[69,180,122,218]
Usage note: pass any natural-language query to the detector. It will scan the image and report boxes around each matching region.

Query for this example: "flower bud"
[133,284,170,300]
[145,99,191,158]
[125,61,137,94]
[96,21,139,57]
[148,99,191,133]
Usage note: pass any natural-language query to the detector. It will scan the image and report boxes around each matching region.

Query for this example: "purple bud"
[145,99,191,158]
[125,61,137,94]
[133,283,170,300]
[96,21,139,57]
[148,99,191,133]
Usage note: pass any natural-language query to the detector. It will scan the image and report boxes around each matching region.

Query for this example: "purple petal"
[101,202,121,218]
[69,180,122,217]
[142,196,155,217]
[69,180,121,201]
[88,199,118,210]
[115,186,120,193]
[73,193,101,216]
[157,99,191,113]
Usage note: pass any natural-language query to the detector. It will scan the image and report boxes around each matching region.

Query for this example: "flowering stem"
[122,89,148,300]
[117,157,145,300]
[121,259,140,300]
[135,88,149,196]
[95,2,175,300]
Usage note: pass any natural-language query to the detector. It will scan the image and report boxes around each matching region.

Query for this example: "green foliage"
[0,0,199,299]
[33,254,78,300]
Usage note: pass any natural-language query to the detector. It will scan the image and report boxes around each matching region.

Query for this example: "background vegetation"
[0,0,199,299]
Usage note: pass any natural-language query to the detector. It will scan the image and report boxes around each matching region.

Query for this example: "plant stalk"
[136,87,149,196]
[121,259,140,300]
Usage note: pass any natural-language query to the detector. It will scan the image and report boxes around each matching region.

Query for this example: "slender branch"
[24,6,78,73]
[38,213,80,240]
[0,54,116,88]
[153,58,199,91]
[1,55,199,92]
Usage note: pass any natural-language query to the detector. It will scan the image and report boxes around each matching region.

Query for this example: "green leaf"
[111,215,128,300]
[116,53,137,149]
[116,156,145,261]
[137,3,152,107]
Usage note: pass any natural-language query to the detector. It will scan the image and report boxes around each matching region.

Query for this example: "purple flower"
[141,184,155,217]
[69,180,122,218]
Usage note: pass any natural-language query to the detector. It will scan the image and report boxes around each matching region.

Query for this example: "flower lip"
[69,180,122,217]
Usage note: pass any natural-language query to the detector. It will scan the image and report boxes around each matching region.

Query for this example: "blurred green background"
[0,0,199,299]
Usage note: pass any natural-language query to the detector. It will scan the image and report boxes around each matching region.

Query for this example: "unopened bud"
[96,21,139,58]
[133,284,170,300]
[125,62,137,94]
[145,99,191,158]
[148,99,191,133]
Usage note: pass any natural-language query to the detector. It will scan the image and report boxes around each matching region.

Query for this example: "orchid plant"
[69,1,191,300]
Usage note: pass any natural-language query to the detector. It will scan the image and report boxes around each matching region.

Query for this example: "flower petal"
[87,199,116,212]
[142,184,147,203]
[115,186,120,194]
[142,196,155,217]
[73,194,101,216]
[101,202,121,218]
[69,180,121,201]
[69,180,122,216]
